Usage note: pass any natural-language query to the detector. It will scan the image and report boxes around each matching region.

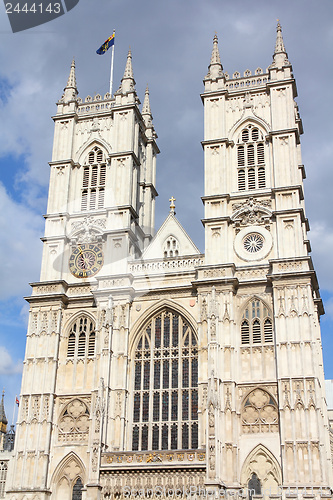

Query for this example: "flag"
[15,396,19,406]
[96,34,115,55]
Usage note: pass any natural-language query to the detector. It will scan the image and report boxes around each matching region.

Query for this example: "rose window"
[243,233,264,253]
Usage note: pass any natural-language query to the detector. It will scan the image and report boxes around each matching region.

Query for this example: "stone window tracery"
[242,389,278,433]
[58,399,90,442]
[163,236,180,258]
[132,309,198,451]
[81,146,106,211]
[237,125,266,191]
[241,299,273,345]
[67,316,95,358]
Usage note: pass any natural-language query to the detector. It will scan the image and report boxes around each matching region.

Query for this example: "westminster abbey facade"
[3,23,333,499]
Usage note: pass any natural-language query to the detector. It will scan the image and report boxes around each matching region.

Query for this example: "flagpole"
[109,29,115,96]
[11,396,17,425]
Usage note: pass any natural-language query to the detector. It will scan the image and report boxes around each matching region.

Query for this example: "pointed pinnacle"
[142,84,151,115]
[210,33,222,67]
[0,390,7,425]
[62,58,78,101]
[66,58,77,90]
[270,20,290,69]
[206,33,223,80]
[274,21,286,54]
[123,48,134,79]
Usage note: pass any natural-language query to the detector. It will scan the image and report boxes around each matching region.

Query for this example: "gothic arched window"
[67,317,95,358]
[237,125,266,191]
[132,309,198,451]
[81,146,106,211]
[248,473,261,499]
[72,477,84,500]
[241,299,273,345]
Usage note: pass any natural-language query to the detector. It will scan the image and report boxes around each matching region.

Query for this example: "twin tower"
[3,23,333,500]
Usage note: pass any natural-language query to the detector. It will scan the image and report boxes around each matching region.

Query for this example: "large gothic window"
[81,146,106,211]
[237,125,265,191]
[132,309,198,451]
[67,317,95,358]
[241,299,273,345]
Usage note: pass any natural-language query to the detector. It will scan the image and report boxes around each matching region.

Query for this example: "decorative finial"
[169,196,176,214]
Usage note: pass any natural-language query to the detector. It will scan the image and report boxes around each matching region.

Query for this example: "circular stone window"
[234,225,273,262]
[243,233,264,253]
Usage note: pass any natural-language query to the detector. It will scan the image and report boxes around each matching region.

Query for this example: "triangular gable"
[143,214,201,260]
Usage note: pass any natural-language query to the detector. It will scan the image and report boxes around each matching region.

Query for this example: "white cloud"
[0,182,43,298]
[0,345,22,375]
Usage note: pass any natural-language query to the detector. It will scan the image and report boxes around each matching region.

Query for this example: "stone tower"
[200,24,332,493]
[4,23,333,500]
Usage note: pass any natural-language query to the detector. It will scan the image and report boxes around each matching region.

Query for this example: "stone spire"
[62,58,78,102]
[270,21,291,69]
[205,34,223,80]
[119,48,136,94]
[0,390,8,434]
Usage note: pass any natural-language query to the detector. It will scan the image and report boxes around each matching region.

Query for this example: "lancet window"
[248,473,261,499]
[163,236,180,258]
[237,125,266,191]
[0,461,7,498]
[67,317,95,358]
[132,309,198,451]
[81,146,106,211]
[72,477,84,500]
[241,299,273,345]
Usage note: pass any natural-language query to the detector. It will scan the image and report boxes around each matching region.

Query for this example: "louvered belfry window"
[237,125,266,191]
[81,147,106,211]
[132,309,198,451]
[67,317,96,358]
[241,299,273,345]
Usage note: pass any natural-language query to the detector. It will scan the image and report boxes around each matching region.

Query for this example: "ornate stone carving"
[31,396,40,420]
[294,382,304,409]
[231,197,272,227]
[209,314,216,340]
[242,388,278,433]
[225,387,232,411]
[203,268,226,278]
[58,399,90,442]
[201,297,208,322]
[71,216,106,243]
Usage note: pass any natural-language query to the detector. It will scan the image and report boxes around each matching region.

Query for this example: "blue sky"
[0,0,332,421]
